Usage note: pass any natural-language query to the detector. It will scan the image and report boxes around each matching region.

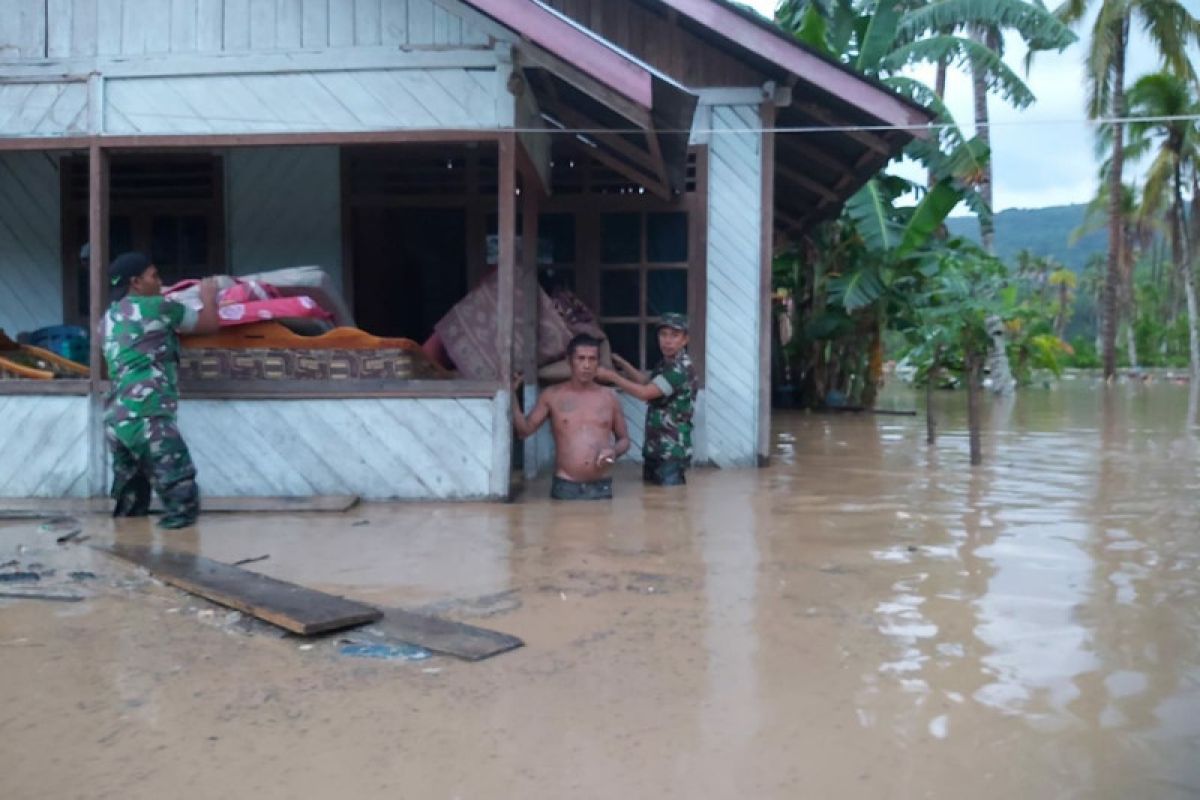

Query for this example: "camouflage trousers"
[106,416,199,529]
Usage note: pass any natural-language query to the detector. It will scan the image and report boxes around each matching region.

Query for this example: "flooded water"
[2,377,1199,799]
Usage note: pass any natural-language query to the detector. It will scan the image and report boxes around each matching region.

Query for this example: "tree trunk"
[966,349,983,466]
[926,350,939,445]
[1176,160,1200,377]
[929,56,949,187]
[971,26,996,255]
[1102,21,1128,379]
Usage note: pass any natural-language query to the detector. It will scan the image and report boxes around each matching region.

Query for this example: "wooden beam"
[95,130,501,150]
[776,134,854,179]
[776,161,840,203]
[86,143,108,497]
[643,125,672,198]
[466,0,656,109]
[793,103,891,156]
[98,543,382,636]
[177,379,501,400]
[758,101,776,467]
[520,179,540,480]
[538,94,660,176]
[0,47,499,81]
[491,133,518,499]
[517,43,653,131]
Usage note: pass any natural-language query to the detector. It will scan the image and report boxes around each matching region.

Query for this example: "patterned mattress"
[178,347,448,381]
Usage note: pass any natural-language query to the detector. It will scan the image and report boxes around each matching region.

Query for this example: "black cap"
[108,252,150,290]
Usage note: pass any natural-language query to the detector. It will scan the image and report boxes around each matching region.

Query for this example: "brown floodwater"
[2,376,1198,799]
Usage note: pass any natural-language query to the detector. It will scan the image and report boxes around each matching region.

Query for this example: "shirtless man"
[512,333,630,500]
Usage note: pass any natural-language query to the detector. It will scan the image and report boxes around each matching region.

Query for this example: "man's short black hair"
[566,333,602,357]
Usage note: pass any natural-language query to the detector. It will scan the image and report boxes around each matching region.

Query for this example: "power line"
[522,113,1200,137]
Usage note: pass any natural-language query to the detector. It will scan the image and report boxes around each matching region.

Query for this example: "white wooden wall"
[0,152,63,336]
[0,396,90,497]
[1,0,489,58]
[703,104,762,468]
[102,67,500,135]
[177,396,497,499]
[227,146,342,287]
[0,81,89,136]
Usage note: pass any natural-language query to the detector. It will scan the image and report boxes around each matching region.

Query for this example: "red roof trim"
[465,0,655,109]
[657,0,931,129]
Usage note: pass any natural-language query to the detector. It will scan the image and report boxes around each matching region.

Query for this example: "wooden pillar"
[520,155,542,480]
[490,133,518,498]
[757,101,776,467]
[87,143,109,496]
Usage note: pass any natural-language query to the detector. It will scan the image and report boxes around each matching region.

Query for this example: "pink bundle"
[163,278,333,327]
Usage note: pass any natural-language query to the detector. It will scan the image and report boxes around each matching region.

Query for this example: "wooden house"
[0,0,931,500]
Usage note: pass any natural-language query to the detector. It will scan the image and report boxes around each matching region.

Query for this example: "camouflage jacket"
[103,295,197,426]
[644,349,697,463]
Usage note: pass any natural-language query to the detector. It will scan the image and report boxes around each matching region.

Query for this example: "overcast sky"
[741,0,1197,212]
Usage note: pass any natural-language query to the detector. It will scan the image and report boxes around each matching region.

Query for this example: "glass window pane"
[180,216,209,267]
[604,323,639,367]
[646,323,663,367]
[151,216,179,269]
[539,213,575,264]
[600,269,640,317]
[647,268,687,317]
[601,213,640,263]
[647,212,688,263]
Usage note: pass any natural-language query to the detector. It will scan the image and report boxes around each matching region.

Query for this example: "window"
[61,154,225,325]
[598,211,690,369]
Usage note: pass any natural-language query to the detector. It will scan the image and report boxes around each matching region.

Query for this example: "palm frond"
[897,0,1075,50]
[883,35,1038,108]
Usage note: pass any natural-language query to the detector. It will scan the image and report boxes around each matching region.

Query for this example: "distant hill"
[945,203,1107,272]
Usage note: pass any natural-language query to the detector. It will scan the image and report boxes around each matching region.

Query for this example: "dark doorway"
[351,208,467,340]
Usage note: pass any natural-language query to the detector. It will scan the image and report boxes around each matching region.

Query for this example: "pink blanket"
[163,278,333,327]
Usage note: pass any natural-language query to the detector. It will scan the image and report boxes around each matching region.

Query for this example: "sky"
[740,0,1198,212]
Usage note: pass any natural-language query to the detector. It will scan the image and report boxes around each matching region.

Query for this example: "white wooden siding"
[226,146,343,288]
[0,82,89,137]
[4,0,489,58]
[177,397,497,499]
[102,67,498,135]
[704,104,762,468]
[0,152,63,335]
[0,396,90,497]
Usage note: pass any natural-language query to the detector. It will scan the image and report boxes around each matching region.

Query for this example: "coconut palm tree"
[1055,0,1200,379]
[1124,71,1200,375]
[892,1,1076,253]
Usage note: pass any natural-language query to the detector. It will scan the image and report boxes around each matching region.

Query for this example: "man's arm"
[176,277,221,335]
[512,381,552,439]
[595,390,630,465]
[596,366,664,403]
[611,353,650,384]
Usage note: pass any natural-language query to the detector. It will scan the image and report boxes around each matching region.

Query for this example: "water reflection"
[856,378,1200,791]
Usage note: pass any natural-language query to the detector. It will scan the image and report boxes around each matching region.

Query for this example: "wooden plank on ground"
[96,543,381,635]
[0,495,359,515]
[372,607,524,661]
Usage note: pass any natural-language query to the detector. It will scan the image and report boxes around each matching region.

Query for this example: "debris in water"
[352,520,371,527]
[68,571,97,581]
[231,554,270,567]
[0,590,83,603]
[0,571,40,584]
[338,642,430,661]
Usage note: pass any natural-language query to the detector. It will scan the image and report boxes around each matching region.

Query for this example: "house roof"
[462,0,699,196]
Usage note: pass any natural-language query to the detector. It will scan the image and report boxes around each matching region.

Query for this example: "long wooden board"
[97,543,381,636]
[0,495,359,515]
[373,607,524,662]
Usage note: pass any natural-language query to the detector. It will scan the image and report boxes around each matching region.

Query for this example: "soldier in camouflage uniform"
[597,313,697,486]
[103,252,219,528]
